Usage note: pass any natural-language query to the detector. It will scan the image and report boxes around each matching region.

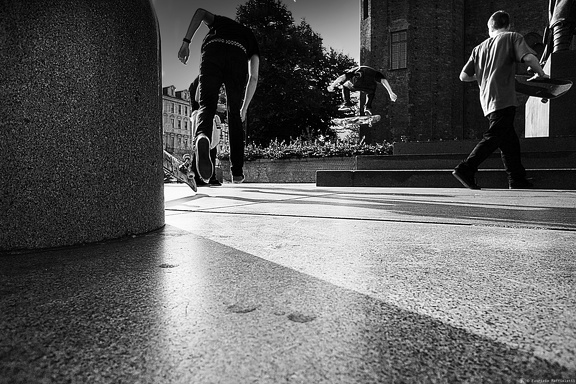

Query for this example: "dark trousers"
[197,44,247,177]
[461,106,526,181]
[342,85,376,109]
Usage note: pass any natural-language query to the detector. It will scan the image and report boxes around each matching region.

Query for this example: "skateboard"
[162,150,197,192]
[332,114,381,127]
[515,75,573,103]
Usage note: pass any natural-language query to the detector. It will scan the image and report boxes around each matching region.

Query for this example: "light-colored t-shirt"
[462,32,535,116]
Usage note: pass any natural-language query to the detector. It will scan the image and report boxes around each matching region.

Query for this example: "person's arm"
[240,54,260,122]
[327,74,347,92]
[459,57,477,82]
[380,79,397,102]
[459,71,477,82]
[178,8,215,65]
[522,53,549,80]
[214,114,221,127]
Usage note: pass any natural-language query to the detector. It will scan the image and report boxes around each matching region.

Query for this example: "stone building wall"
[360,0,551,142]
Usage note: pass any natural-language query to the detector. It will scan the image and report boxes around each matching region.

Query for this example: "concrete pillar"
[0,0,165,251]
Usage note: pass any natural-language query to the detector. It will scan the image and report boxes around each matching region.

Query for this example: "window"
[363,0,369,20]
[171,103,175,113]
[390,31,408,70]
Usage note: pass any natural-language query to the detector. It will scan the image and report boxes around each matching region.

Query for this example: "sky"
[153,0,360,90]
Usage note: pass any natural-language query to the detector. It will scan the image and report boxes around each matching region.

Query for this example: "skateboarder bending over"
[178,8,260,184]
[453,10,548,190]
[327,66,397,115]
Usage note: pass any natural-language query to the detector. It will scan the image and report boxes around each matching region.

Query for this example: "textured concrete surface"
[0,0,164,250]
[1,184,575,383]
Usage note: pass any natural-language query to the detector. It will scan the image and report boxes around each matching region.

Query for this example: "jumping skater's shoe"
[452,165,480,190]
[195,134,213,183]
[338,102,355,112]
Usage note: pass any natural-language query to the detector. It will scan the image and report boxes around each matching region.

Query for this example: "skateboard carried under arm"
[515,75,573,103]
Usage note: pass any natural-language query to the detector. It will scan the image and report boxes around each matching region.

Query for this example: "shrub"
[217,137,393,161]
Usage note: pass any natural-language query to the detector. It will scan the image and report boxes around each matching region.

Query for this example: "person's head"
[183,153,191,162]
[488,10,510,36]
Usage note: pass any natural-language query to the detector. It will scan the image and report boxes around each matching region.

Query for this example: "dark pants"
[461,106,526,181]
[552,21,576,52]
[342,85,376,109]
[197,44,247,177]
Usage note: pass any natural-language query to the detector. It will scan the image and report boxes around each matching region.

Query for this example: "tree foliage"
[236,0,357,144]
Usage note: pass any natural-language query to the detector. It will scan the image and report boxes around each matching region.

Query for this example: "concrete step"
[393,137,576,155]
[316,168,576,189]
[357,151,576,170]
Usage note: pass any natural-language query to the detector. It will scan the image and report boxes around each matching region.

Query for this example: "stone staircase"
[316,137,576,189]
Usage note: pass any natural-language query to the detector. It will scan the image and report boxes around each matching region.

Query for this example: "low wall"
[219,157,357,183]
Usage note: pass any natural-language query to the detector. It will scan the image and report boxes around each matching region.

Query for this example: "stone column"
[0,0,165,251]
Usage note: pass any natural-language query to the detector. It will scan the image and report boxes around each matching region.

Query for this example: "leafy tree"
[235,0,357,144]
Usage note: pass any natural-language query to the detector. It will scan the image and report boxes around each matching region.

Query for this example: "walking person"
[188,76,222,186]
[327,65,397,115]
[453,10,548,190]
[178,8,260,184]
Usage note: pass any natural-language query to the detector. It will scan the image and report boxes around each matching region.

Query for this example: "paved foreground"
[1,184,575,383]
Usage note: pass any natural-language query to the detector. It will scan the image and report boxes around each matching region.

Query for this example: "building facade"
[162,85,230,159]
[360,0,552,143]
[162,85,193,156]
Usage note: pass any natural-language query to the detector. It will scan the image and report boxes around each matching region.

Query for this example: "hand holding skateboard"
[515,74,573,104]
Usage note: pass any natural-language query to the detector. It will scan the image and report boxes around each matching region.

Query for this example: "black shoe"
[452,166,480,190]
[194,134,213,183]
[208,178,222,186]
[195,176,208,187]
[509,178,534,189]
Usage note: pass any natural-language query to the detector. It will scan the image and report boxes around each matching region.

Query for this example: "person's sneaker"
[232,175,245,184]
[195,176,208,187]
[452,166,480,190]
[208,178,222,186]
[194,134,213,183]
[509,178,534,189]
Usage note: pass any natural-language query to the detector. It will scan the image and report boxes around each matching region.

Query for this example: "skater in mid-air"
[328,65,397,115]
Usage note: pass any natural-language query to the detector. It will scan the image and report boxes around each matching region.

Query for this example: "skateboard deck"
[163,150,197,192]
[515,75,573,102]
[332,114,381,127]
